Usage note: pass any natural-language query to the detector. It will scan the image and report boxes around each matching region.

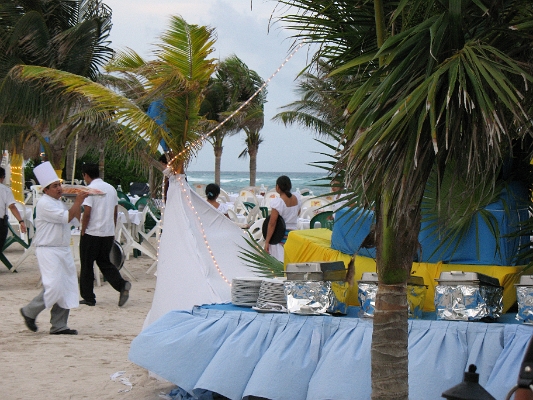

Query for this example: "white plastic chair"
[247,218,265,246]
[228,208,249,228]
[300,197,331,212]
[193,183,206,198]
[246,204,261,225]
[300,206,321,220]
[237,189,259,206]
[115,205,154,279]
[263,190,280,209]
[219,188,230,203]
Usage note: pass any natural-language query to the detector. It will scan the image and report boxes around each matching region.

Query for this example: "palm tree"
[3,15,218,174]
[274,0,533,398]
[238,99,266,186]
[201,55,266,185]
[238,125,263,187]
[0,0,114,173]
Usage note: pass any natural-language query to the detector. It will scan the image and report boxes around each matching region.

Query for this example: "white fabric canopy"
[143,174,259,327]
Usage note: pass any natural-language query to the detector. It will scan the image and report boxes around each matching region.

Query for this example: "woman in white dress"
[264,175,301,262]
[205,183,230,217]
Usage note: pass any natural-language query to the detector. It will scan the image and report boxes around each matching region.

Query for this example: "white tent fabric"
[143,174,259,328]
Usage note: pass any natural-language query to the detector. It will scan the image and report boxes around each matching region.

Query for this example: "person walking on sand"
[20,162,88,335]
[0,166,27,250]
[79,163,131,307]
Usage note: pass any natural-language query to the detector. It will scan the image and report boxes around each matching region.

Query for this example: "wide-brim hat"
[33,161,60,188]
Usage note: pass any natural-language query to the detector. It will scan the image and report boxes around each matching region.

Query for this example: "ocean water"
[186,171,332,195]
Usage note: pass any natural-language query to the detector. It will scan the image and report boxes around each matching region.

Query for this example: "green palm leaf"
[238,233,284,278]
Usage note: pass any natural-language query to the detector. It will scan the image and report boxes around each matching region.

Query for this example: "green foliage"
[74,151,149,191]
[24,152,150,192]
[238,233,284,278]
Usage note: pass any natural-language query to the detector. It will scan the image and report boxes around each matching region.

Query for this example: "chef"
[20,162,88,334]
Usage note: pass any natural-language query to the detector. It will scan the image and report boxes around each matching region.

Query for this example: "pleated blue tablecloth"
[129,304,532,400]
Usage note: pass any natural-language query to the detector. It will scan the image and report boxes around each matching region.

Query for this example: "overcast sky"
[103,0,330,173]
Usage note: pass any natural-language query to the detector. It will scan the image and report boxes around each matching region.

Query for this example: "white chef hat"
[34,161,60,188]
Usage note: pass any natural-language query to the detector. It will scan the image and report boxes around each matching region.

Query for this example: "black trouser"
[79,234,126,303]
[0,216,8,251]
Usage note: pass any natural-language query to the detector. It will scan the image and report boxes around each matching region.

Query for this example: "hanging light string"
[178,175,231,284]
[167,41,306,173]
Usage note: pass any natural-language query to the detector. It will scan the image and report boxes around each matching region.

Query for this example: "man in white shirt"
[79,163,131,307]
[0,167,27,253]
[20,162,87,334]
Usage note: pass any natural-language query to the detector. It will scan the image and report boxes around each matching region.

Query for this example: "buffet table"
[284,229,525,312]
[129,304,533,400]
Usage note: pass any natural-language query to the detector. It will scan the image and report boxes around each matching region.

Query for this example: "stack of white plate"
[255,278,287,309]
[231,277,263,307]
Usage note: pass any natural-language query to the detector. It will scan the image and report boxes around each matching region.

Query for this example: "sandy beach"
[0,241,176,399]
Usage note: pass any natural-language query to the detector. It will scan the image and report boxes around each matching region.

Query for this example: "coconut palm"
[0,0,114,172]
[238,125,263,187]
[275,0,533,398]
[3,15,218,174]
[201,55,266,185]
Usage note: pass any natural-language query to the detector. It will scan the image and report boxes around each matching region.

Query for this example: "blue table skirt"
[129,305,533,400]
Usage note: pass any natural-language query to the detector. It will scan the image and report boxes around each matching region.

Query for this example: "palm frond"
[238,233,284,278]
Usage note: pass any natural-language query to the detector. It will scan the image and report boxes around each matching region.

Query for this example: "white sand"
[0,242,176,399]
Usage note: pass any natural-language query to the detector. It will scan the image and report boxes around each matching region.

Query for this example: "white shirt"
[34,194,70,247]
[83,178,118,237]
[0,183,15,216]
[215,202,230,215]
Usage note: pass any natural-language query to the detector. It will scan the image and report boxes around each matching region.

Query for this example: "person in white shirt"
[0,167,27,252]
[20,162,87,334]
[205,183,230,217]
[79,163,131,307]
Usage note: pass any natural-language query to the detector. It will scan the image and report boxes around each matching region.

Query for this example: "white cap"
[34,161,60,188]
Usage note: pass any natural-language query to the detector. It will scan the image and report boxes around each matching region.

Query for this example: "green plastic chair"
[243,201,256,211]
[118,199,136,210]
[135,196,149,211]
[136,198,160,231]
[259,206,269,218]
[1,221,32,270]
[310,211,334,230]
[117,190,130,202]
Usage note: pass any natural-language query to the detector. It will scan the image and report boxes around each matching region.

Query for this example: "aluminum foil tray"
[357,275,427,319]
[284,280,348,315]
[515,275,533,324]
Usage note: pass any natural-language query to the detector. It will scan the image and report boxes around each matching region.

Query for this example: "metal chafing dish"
[357,272,427,318]
[515,275,533,324]
[434,271,503,321]
[284,261,348,315]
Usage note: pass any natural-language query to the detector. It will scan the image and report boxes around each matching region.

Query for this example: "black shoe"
[119,281,131,307]
[20,308,37,332]
[51,329,78,335]
[80,300,96,306]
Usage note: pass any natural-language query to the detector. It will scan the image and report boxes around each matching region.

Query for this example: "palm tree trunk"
[98,146,105,181]
[249,144,258,187]
[214,146,223,186]
[372,284,408,399]
[371,190,421,399]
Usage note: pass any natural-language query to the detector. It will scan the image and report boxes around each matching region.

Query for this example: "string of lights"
[178,175,231,284]
[166,41,306,173]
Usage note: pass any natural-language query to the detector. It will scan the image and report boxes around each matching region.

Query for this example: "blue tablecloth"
[130,305,533,400]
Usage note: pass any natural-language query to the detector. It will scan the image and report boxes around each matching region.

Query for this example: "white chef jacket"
[34,194,79,309]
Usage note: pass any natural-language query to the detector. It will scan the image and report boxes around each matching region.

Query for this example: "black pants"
[0,217,8,251]
[79,234,126,303]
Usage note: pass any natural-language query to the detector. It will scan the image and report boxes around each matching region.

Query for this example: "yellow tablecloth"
[284,228,525,312]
